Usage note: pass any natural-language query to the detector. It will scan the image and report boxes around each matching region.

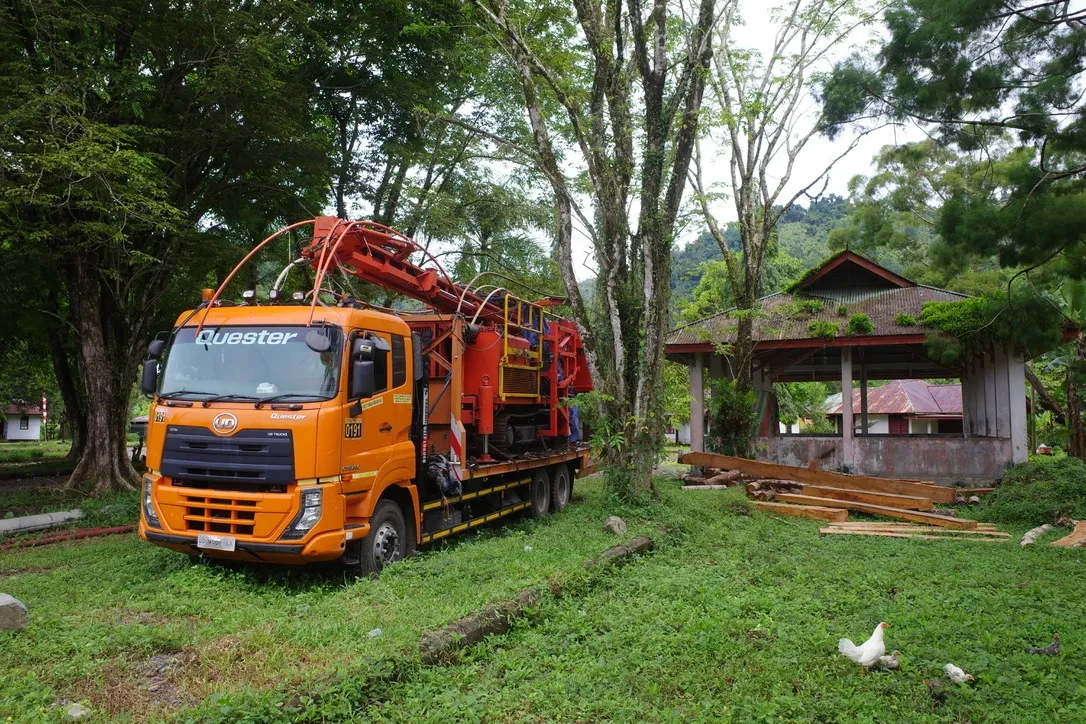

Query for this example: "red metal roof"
[3,405,42,416]
[827,380,962,416]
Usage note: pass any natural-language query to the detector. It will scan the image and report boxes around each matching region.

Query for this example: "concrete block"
[0,593,28,631]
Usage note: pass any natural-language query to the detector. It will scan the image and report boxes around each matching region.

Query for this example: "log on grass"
[800,484,933,511]
[682,485,732,490]
[1050,520,1086,548]
[828,521,999,530]
[679,451,956,503]
[755,501,848,523]
[705,470,743,486]
[774,493,977,529]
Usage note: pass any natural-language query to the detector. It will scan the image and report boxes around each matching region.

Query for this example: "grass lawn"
[3,475,1085,723]
[0,439,71,464]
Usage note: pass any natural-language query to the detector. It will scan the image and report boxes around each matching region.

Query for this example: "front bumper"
[140,526,354,564]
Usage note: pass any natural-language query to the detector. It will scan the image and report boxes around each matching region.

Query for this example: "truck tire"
[529,468,551,518]
[358,500,409,575]
[550,463,571,512]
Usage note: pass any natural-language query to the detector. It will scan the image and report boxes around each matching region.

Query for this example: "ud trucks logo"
[212,413,239,435]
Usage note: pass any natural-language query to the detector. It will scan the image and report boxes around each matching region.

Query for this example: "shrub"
[792,299,823,317]
[837,304,848,317]
[846,313,874,336]
[806,320,838,340]
[979,456,1086,525]
[707,378,756,457]
[895,312,916,326]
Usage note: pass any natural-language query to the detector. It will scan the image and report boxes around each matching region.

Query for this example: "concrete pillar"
[859,363,869,436]
[1008,349,1028,463]
[841,347,854,472]
[994,346,1011,439]
[984,350,997,437]
[690,353,705,453]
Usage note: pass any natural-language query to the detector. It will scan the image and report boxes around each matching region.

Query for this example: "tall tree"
[822,0,1086,275]
[691,0,884,392]
[463,0,718,498]
[0,1,331,492]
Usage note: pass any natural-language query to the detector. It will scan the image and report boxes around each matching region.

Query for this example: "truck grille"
[161,425,294,491]
[183,495,257,535]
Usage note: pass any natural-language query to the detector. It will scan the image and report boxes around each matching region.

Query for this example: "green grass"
[0,440,71,464]
[3,477,1086,723]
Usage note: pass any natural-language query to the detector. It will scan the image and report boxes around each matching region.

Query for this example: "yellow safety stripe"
[420,502,531,543]
[421,478,531,511]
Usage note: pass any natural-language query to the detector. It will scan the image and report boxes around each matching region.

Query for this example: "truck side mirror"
[351,359,375,399]
[147,339,166,359]
[141,359,159,395]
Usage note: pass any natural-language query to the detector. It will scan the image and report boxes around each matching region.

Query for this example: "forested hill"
[670,195,852,319]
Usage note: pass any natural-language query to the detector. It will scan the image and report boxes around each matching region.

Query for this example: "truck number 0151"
[344,420,362,439]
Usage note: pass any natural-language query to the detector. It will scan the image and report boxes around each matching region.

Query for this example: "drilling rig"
[137,216,593,572]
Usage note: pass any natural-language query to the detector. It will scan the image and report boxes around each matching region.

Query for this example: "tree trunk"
[1068,335,1086,461]
[62,258,140,494]
[45,315,86,463]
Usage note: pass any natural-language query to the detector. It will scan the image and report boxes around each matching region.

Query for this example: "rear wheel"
[358,500,409,575]
[550,464,571,512]
[529,468,551,518]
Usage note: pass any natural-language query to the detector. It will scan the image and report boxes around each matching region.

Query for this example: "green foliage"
[920,290,1064,365]
[775,382,833,431]
[791,299,824,317]
[895,312,917,326]
[807,320,839,340]
[823,2,1086,276]
[837,304,848,317]
[707,379,756,457]
[845,313,874,336]
[662,362,692,426]
[979,457,1086,525]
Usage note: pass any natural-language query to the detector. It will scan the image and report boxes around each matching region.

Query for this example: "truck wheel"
[529,468,551,518]
[550,464,571,512]
[358,500,408,575]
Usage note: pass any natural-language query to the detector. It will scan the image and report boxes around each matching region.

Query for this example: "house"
[666,250,1051,486]
[825,380,964,435]
[1,405,43,442]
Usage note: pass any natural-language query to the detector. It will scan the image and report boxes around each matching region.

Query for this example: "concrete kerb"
[0,510,83,536]
[419,535,654,664]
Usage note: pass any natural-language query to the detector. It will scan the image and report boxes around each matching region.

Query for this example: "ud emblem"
[212,412,239,435]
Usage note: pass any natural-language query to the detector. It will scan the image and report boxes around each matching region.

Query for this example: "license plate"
[197,533,236,552]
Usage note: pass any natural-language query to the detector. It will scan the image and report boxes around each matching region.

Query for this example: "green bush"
[707,378,756,457]
[836,304,848,317]
[806,320,838,340]
[845,313,874,336]
[792,299,823,317]
[895,312,916,326]
[979,456,1086,525]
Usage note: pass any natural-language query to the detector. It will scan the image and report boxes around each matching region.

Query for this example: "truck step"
[421,500,532,543]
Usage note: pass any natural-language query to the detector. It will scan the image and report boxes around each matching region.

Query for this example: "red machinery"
[299,216,593,464]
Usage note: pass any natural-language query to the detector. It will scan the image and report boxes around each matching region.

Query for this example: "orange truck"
[137,217,594,572]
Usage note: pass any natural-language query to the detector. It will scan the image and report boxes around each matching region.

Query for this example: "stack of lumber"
[678,451,974,531]
[820,521,1009,543]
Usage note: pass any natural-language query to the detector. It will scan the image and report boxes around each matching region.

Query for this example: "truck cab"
[140,305,423,570]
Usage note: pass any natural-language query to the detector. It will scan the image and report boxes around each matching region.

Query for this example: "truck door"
[342,331,413,483]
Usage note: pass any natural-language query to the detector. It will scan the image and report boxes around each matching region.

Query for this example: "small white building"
[1,405,43,442]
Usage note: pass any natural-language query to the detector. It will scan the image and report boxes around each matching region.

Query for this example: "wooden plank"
[823,525,1009,537]
[681,485,732,490]
[755,501,848,523]
[828,521,999,530]
[775,494,977,529]
[818,528,1007,542]
[801,485,933,511]
[969,487,996,495]
[680,451,957,503]
[1050,520,1086,548]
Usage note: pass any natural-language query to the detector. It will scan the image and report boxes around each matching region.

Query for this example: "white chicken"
[944,663,974,684]
[838,622,889,668]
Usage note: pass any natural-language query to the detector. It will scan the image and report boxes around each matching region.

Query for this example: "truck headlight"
[280,488,323,540]
[142,476,161,529]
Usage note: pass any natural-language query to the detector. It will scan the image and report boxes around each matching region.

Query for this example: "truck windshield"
[159,325,343,401]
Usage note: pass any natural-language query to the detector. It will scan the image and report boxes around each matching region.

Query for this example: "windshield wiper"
[158,389,215,400]
[254,393,326,409]
[200,393,261,408]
